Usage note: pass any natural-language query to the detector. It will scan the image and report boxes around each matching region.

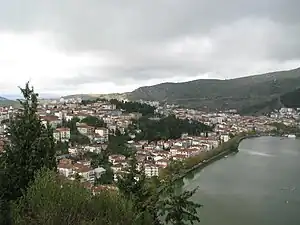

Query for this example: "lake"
[180,136,300,225]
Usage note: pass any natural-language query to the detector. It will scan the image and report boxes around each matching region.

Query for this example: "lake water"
[180,137,300,225]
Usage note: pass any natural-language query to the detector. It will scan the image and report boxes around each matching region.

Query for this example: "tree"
[158,184,202,225]
[54,141,69,154]
[0,83,56,201]
[116,157,161,224]
[117,157,202,225]
[81,116,106,128]
[133,115,212,142]
[11,169,153,225]
[95,167,114,185]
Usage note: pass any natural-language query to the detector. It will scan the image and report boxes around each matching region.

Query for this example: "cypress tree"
[0,82,57,201]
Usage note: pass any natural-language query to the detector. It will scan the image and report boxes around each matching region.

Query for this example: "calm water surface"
[180,137,300,225]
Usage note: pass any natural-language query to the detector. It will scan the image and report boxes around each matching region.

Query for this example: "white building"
[144,164,159,177]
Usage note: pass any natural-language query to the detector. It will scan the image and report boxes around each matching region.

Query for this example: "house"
[155,159,168,168]
[41,115,60,128]
[95,127,109,137]
[84,145,102,154]
[0,124,7,134]
[73,163,95,182]
[58,163,73,177]
[220,134,230,142]
[53,130,60,142]
[77,123,95,135]
[144,164,159,177]
[173,154,187,161]
[92,185,118,195]
[65,113,74,121]
[108,154,126,165]
[93,134,107,144]
[94,167,106,178]
[0,139,5,154]
[54,127,71,142]
[111,164,123,173]
[58,159,73,177]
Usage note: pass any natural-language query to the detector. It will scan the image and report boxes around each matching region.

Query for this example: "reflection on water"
[179,137,300,225]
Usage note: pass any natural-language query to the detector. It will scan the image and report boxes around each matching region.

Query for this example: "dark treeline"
[81,116,106,128]
[131,115,212,142]
[81,98,107,105]
[109,99,155,116]
[81,98,156,116]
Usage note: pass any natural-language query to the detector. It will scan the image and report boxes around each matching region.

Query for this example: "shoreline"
[171,134,261,183]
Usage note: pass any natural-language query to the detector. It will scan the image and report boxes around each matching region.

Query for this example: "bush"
[11,169,153,225]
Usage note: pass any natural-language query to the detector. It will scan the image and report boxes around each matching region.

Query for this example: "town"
[0,97,299,194]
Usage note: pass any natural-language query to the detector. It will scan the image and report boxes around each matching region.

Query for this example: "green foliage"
[238,97,281,115]
[110,99,155,116]
[81,98,107,106]
[70,134,90,145]
[117,157,202,225]
[64,117,90,145]
[133,115,211,142]
[88,152,109,168]
[81,116,106,128]
[95,167,114,185]
[116,157,161,224]
[0,83,57,202]
[158,185,202,225]
[107,134,132,157]
[54,141,69,154]
[11,169,153,225]
[280,88,300,108]
[229,132,235,138]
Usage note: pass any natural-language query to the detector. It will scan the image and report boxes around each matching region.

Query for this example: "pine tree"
[0,82,57,201]
[158,179,202,225]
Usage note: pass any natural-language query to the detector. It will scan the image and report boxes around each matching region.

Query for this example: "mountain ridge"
[62,67,300,114]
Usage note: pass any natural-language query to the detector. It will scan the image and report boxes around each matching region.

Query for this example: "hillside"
[128,68,300,114]
[63,93,128,101]
[280,88,300,108]
[0,97,18,107]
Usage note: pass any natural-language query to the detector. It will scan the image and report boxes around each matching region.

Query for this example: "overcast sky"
[0,0,300,97]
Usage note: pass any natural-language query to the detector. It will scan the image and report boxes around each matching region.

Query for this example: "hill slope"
[128,68,300,113]
[0,97,18,107]
[63,93,128,101]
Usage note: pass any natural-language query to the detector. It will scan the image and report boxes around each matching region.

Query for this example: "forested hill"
[128,67,300,113]
[280,88,300,108]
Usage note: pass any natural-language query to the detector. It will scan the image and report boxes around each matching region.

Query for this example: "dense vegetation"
[128,67,300,113]
[0,83,57,224]
[61,117,90,145]
[81,116,106,128]
[107,133,132,157]
[280,88,300,108]
[238,97,282,115]
[110,99,155,116]
[0,83,202,225]
[11,169,152,225]
[116,156,202,225]
[131,115,212,142]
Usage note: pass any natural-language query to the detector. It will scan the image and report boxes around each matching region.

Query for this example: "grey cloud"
[1,0,300,89]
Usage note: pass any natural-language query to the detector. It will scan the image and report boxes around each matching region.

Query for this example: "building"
[54,127,71,142]
[95,127,109,141]
[144,164,159,177]
[77,123,95,135]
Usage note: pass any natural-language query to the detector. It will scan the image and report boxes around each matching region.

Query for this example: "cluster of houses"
[1,99,299,192]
